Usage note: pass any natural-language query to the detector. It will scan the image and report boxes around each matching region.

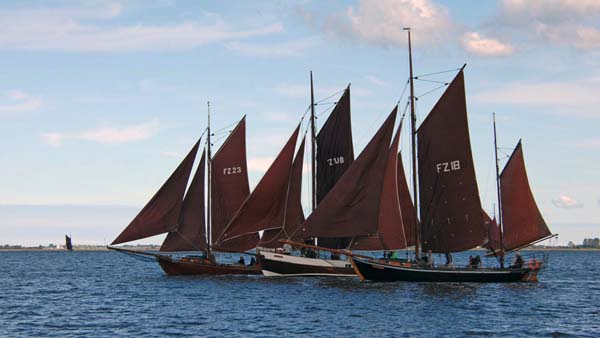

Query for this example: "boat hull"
[351,257,540,283]
[156,256,262,276]
[258,250,355,277]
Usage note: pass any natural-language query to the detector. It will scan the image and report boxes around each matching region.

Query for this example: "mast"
[207,101,212,258]
[493,113,505,267]
[405,27,420,260]
[310,71,317,212]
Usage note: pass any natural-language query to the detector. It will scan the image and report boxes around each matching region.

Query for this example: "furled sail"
[111,140,200,245]
[216,125,301,244]
[397,152,418,247]
[298,107,397,240]
[500,141,552,251]
[210,117,258,252]
[352,120,407,250]
[260,137,306,247]
[417,70,486,253]
[482,210,501,252]
[316,87,355,249]
[160,150,207,252]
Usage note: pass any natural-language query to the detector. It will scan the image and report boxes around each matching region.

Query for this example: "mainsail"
[352,119,407,250]
[417,70,486,253]
[260,137,306,247]
[111,140,200,245]
[160,150,207,252]
[210,117,258,252]
[217,125,301,244]
[316,87,355,248]
[299,107,397,240]
[500,141,552,251]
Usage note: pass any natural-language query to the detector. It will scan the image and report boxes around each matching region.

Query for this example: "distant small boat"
[65,235,73,251]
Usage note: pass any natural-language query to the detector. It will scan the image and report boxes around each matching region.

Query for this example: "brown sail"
[210,117,258,252]
[161,150,207,252]
[482,210,501,252]
[316,87,355,249]
[112,139,200,245]
[352,121,407,250]
[397,152,417,247]
[500,141,552,251]
[298,107,396,240]
[417,70,486,253]
[260,137,306,247]
[217,125,301,244]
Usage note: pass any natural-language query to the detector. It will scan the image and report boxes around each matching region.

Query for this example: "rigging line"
[212,133,230,144]
[212,129,232,136]
[396,78,410,105]
[316,88,345,105]
[417,83,448,99]
[212,120,238,134]
[316,103,336,118]
[415,78,449,85]
[414,67,462,78]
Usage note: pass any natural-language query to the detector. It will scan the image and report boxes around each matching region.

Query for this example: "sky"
[1,0,599,246]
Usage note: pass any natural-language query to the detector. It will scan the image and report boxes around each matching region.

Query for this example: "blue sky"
[1,0,598,246]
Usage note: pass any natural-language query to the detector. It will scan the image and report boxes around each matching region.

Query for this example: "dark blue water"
[1,251,598,337]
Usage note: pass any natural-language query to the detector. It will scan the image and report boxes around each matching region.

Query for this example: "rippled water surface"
[1,250,599,337]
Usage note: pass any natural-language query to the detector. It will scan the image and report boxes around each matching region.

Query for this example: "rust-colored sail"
[299,107,397,240]
[210,117,258,252]
[482,210,501,252]
[161,150,207,252]
[316,87,355,249]
[111,140,200,245]
[397,152,417,247]
[500,141,552,251]
[217,125,301,244]
[261,138,306,248]
[352,121,407,250]
[417,70,486,253]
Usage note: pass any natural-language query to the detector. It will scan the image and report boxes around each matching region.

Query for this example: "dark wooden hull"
[258,250,355,277]
[156,256,262,276]
[351,257,540,283]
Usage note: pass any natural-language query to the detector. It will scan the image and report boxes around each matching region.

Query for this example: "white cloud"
[473,78,600,117]
[496,0,600,50]
[224,37,320,57]
[461,32,514,56]
[365,75,389,87]
[305,0,453,48]
[552,195,584,209]
[0,90,42,115]
[0,4,283,52]
[42,119,161,147]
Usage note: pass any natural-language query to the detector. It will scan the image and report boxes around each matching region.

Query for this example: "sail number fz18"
[223,167,242,175]
[436,160,461,173]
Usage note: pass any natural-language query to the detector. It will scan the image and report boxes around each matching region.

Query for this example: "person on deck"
[237,256,245,265]
[249,257,256,266]
[471,255,482,268]
[444,253,453,267]
[390,251,400,260]
[510,253,524,268]
[425,250,434,268]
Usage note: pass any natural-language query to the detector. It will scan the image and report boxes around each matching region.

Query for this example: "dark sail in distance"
[111,139,200,245]
[65,235,73,251]
[417,70,486,253]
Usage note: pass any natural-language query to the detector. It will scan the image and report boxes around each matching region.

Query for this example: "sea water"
[1,250,598,337]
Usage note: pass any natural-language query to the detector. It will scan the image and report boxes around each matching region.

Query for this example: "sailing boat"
[351,29,555,283]
[109,113,264,275]
[65,235,73,251]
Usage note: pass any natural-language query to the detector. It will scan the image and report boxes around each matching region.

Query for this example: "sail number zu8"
[223,167,242,175]
[327,157,345,166]
[436,160,461,173]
